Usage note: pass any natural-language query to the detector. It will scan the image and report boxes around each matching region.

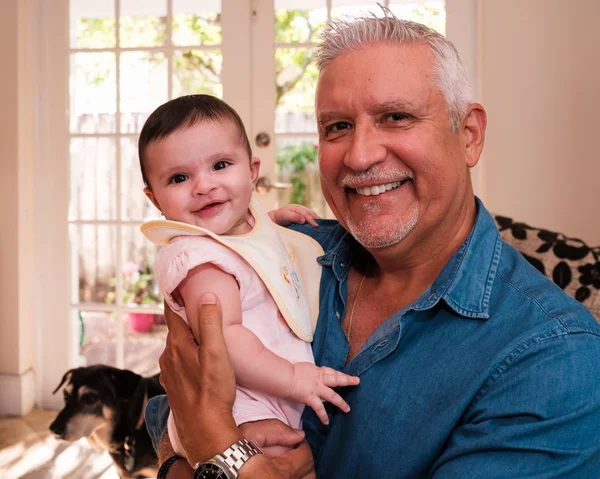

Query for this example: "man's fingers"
[241,420,305,448]
[194,292,225,349]
[271,441,315,479]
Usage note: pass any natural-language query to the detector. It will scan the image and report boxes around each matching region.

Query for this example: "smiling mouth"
[193,201,225,215]
[353,180,411,197]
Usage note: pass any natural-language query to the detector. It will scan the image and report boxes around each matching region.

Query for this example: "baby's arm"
[268,204,320,227]
[177,264,359,425]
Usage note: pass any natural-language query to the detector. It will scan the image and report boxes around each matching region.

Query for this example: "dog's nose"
[49,421,65,438]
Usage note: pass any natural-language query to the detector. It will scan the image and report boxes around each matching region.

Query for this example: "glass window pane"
[331,1,386,19]
[274,3,327,44]
[70,52,117,134]
[124,314,165,376]
[121,138,160,221]
[70,0,116,48]
[121,226,162,307]
[172,50,223,98]
[79,310,117,368]
[275,48,318,133]
[120,51,168,134]
[388,2,446,35]
[276,137,328,217]
[70,138,116,221]
[120,0,167,48]
[173,0,222,46]
[71,225,117,304]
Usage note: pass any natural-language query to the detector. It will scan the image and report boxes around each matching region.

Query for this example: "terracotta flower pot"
[127,312,154,333]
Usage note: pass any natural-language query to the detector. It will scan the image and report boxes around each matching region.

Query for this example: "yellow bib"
[141,201,323,342]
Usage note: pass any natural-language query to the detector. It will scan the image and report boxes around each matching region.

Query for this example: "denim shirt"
[289,199,600,478]
[145,199,600,478]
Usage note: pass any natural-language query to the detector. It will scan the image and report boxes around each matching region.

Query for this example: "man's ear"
[462,103,487,168]
[249,156,261,185]
[144,186,162,213]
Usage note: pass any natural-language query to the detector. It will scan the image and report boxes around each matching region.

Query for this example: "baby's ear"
[250,156,261,184]
[144,187,162,212]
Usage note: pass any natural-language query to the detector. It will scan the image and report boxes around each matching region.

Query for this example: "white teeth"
[355,181,405,197]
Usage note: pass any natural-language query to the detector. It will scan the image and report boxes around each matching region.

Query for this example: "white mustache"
[340,167,414,189]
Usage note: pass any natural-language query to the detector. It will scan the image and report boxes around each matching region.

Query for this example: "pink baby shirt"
[154,234,314,458]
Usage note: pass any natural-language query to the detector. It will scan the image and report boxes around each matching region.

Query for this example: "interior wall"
[480,0,600,244]
[0,0,36,416]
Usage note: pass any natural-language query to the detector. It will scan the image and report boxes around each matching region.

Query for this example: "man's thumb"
[196,292,225,343]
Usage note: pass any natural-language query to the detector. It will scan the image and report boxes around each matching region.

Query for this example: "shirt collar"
[414,198,502,319]
[318,197,501,320]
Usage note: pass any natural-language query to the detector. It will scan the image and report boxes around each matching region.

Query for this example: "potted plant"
[106,262,163,333]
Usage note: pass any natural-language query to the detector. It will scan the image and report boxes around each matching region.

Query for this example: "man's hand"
[158,295,317,478]
[159,294,241,465]
[268,204,320,227]
[241,420,316,479]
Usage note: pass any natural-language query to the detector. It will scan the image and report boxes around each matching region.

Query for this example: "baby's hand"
[288,362,359,425]
[268,204,320,227]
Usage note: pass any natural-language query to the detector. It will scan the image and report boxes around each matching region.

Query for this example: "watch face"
[194,463,229,479]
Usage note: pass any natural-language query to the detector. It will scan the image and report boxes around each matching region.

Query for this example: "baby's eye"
[169,174,188,184]
[213,160,231,171]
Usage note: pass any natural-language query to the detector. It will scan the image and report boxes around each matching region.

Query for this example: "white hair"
[315,9,473,131]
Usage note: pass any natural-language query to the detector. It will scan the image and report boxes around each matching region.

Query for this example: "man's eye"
[325,122,352,134]
[169,174,188,184]
[384,113,409,123]
[213,161,230,171]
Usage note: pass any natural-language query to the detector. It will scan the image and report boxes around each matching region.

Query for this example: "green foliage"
[105,262,162,306]
[276,141,318,205]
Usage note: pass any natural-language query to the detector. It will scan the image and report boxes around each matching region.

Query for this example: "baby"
[138,94,359,459]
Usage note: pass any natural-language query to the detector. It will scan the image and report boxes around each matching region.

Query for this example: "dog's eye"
[80,392,99,405]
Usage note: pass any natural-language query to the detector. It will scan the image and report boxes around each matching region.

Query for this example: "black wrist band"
[157,454,183,479]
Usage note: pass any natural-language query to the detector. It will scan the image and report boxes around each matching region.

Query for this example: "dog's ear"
[52,369,74,394]
[109,368,142,399]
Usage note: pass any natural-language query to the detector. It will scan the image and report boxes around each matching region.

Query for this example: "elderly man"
[147,12,600,479]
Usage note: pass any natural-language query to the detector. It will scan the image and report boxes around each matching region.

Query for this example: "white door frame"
[34,0,72,410]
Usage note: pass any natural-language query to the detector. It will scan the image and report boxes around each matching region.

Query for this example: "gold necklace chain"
[345,264,370,342]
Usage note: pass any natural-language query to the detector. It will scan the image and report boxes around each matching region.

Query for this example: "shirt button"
[340,263,345,267]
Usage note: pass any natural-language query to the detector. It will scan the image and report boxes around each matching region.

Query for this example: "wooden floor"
[0,409,123,479]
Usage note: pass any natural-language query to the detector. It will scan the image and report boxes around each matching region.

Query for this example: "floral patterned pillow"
[494,216,600,322]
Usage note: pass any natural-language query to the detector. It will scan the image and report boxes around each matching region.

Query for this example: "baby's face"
[143,120,260,235]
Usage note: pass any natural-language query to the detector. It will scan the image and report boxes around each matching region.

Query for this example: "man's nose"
[343,123,386,172]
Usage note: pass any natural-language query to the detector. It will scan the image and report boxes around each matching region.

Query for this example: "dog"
[50,365,165,479]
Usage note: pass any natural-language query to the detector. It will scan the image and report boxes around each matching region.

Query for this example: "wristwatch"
[193,439,263,479]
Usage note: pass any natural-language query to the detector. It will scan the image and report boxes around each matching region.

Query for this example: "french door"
[38,0,452,408]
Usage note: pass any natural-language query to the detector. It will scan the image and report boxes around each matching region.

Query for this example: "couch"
[493,215,600,322]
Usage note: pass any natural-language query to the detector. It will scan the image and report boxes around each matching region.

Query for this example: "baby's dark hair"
[138,94,253,187]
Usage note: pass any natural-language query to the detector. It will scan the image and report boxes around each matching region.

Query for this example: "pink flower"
[122,262,139,281]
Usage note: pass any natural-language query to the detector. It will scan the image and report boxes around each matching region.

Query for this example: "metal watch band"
[221,439,263,473]
[194,439,263,478]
